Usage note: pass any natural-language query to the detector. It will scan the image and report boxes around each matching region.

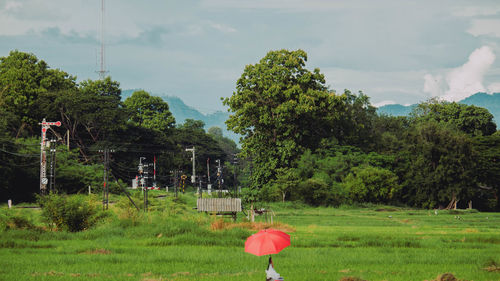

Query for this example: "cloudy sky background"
[1,0,499,112]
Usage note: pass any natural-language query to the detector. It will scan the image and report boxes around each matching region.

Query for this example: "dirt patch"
[375,208,398,212]
[483,260,500,272]
[484,265,500,272]
[210,220,295,232]
[339,277,367,281]
[424,273,466,281]
[82,248,111,255]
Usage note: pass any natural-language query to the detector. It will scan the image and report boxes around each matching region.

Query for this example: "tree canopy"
[124,90,176,132]
[223,49,338,187]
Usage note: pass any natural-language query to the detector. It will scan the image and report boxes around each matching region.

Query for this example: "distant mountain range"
[377,92,500,123]
[122,89,240,143]
[122,90,500,144]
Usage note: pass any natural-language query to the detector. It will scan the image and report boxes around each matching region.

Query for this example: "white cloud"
[467,19,500,38]
[208,22,237,33]
[372,100,396,108]
[423,74,444,97]
[200,0,349,12]
[424,46,497,102]
[488,82,500,93]
[452,6,500,17]
[4,1,22,11]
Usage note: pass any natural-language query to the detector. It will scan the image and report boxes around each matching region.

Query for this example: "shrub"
[38,194,106,232]
[0,209,38,231]
[296,178,346,206]
[343,165,400,204]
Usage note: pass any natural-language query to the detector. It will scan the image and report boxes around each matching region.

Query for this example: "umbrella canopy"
[245,228,290,256]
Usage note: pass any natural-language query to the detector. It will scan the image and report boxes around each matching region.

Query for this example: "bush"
[0,209,38,231]
[343,165,400,204]
[296,178,346,206]
[38,194,106,232]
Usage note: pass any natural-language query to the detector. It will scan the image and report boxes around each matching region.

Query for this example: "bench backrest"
[197,198,242,212]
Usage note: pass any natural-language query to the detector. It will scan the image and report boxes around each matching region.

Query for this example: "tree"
[124,90,175,132]
[207,127,223,138]
[37,78,127,160]
[473,134,500,210]
[332,90,378,149]
[223,49,336,188]
[0,50,76,137]
[79,76,121,100]
[412,99,496,136]
[173,119,226,180]
[207,126,239,157]
[401,121,477,208]
[344,165,400,203]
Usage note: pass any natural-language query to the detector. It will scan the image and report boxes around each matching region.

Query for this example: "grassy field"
[0,193,499,281]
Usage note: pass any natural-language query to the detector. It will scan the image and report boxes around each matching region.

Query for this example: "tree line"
[0,50,238,202]
[223,49,500,211]
[1,49,499,211]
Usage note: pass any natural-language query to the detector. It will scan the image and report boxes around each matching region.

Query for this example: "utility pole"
[216,159,222,198]
[138,157,145,190]
[66,129,70,151]
[153,155,157,188]
[207,158,210,184]
[144,162,149,212]
[99,148,113,210]
[232,153,238,197]
[138,157,151,211]
[48,139,57,193]
[185,147,195,183]
[39,119,61,194]
[174,170,178,198]
[198,174,202,198]
[170,170,181,198]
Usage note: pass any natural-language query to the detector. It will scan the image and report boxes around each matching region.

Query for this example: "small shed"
[197,198,242,220]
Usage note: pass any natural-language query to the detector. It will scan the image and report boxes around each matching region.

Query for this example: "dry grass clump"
[339,277,367,281]
[483,260,500,272]
[424,273,466,281]
[81,248,111,255]
[210,219,295,232]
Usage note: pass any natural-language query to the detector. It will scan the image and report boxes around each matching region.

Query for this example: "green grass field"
[1,194,499,281]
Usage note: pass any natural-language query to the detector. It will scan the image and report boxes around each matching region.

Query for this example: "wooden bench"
[197,198,242,221]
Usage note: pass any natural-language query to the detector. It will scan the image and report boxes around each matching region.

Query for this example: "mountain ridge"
[122,89,240,142]
[122,90,500,144]
[377,92,500,123]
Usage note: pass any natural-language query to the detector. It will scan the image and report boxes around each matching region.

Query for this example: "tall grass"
[0,194,499,280]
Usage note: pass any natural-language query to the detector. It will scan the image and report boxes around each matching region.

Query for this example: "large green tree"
[37,77,127,160]
[401,121,477,208]
[472,133,500,210]
[124,90,175,132]
[223,49,338,187]
[412,99,496,136]
[0,50,76,137]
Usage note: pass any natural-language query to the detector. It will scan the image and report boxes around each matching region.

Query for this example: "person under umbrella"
[266,255,284,281]
[244,228,289,281]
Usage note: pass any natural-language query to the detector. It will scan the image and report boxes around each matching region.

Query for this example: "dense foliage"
[225,49,500,211]
[1,49,499,211]
[0,51,239,203]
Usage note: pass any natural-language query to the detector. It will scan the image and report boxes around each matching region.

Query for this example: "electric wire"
[0,147,39,157]
[0,158,39,167]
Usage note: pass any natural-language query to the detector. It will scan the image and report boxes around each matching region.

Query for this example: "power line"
[0,147,39,157]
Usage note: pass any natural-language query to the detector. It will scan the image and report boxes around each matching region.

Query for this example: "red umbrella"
[245,228,290,256]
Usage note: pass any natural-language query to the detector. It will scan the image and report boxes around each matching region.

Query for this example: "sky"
[1,0,499,112]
